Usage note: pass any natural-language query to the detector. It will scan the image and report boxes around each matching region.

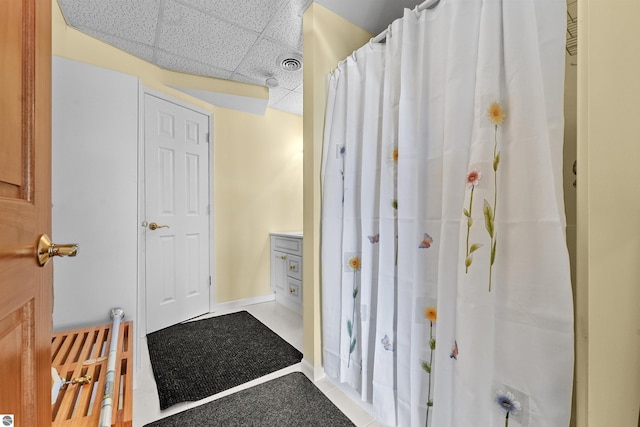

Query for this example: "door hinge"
[207,204,211,215]
[209,276,212,287]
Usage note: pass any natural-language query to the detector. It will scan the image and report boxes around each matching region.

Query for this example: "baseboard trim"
[301,358,325,382]
[212,293,275,312]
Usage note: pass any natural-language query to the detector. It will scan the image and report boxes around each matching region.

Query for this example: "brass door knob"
[149,222,170,230]
[37,234,78,267]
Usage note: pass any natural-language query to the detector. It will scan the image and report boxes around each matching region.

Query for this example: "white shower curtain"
[320,1,574,426]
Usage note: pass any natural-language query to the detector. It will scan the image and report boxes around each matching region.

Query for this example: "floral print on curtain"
[320,1,574,426]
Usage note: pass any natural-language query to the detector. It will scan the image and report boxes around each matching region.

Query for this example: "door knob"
[148,222,170,231]
[37,234,78,266]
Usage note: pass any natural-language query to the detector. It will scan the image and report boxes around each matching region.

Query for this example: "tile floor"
[133,300,385,426]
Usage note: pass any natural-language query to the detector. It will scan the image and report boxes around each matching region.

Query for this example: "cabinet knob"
[281,255,286,260]
[289,265,296,270]
[289,288,295,294]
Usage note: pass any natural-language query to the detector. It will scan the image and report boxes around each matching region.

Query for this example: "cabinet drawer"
[287,255,302,280]
[286,278,302,304]
[271,235,302,256]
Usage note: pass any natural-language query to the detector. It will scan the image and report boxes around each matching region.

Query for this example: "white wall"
[52,56,139,331]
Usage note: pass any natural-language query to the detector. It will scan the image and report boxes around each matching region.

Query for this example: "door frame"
[136,87,215,371]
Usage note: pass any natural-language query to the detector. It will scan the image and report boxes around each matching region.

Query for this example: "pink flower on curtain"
[466,169,481,186]
[463,170,483,272]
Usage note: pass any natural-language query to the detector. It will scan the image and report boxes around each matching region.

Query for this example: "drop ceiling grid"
[175,0,286,33]
[155,50,234,81]
[57,0,308,115]
[269,86,295,105]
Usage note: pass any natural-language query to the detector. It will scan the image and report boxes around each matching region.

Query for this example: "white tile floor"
[133,300,385,427]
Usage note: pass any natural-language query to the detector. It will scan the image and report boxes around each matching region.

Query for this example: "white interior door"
[144,94,211,333]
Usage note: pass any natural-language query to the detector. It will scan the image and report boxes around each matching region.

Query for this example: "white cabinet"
[270,233,303,313]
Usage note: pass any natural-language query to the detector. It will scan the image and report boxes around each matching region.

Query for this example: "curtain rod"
[370,0,441,43]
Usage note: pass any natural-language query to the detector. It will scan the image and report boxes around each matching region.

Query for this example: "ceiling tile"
[177,0,283,33]
[57,0,160,45]
[290,0,312,15]
[155,50,234,80]
[264,1,303,50]
[235,39,302,91]
[268,86,292,105]
[57,0,313,116]
[271,90,303,116]
[158,1,259,71]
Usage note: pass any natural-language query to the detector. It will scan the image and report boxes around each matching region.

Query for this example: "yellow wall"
[214,107,303,301]
[302,4,372,367]
[576,0,640,425]
[52,0,303,304]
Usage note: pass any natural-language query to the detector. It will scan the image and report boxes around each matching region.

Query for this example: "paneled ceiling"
[56,0,423,116]
[56,0,574,116]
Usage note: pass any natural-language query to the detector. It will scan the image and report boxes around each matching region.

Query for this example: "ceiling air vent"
[278,54,302,72]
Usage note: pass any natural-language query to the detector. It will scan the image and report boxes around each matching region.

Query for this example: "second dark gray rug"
[147,310,303,410]
[144,372,355,426]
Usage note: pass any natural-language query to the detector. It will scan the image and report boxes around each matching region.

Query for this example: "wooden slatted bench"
[51,321,133,427]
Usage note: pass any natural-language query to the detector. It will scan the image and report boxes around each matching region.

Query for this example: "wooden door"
[144,94,211,333]
[0,0,52,426]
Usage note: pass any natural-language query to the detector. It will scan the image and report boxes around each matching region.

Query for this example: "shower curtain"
[320,1,574,426]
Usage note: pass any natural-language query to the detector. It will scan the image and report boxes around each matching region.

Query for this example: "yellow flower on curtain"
[391,147,399,163]
[345,254,361,368]
[422,305,438,424]
[424,306,437,323]
[488,101,506,126]
[485,101,507,292]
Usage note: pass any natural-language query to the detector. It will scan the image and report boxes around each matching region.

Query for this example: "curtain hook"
[351,50,358,62]
[414,5,421,18]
